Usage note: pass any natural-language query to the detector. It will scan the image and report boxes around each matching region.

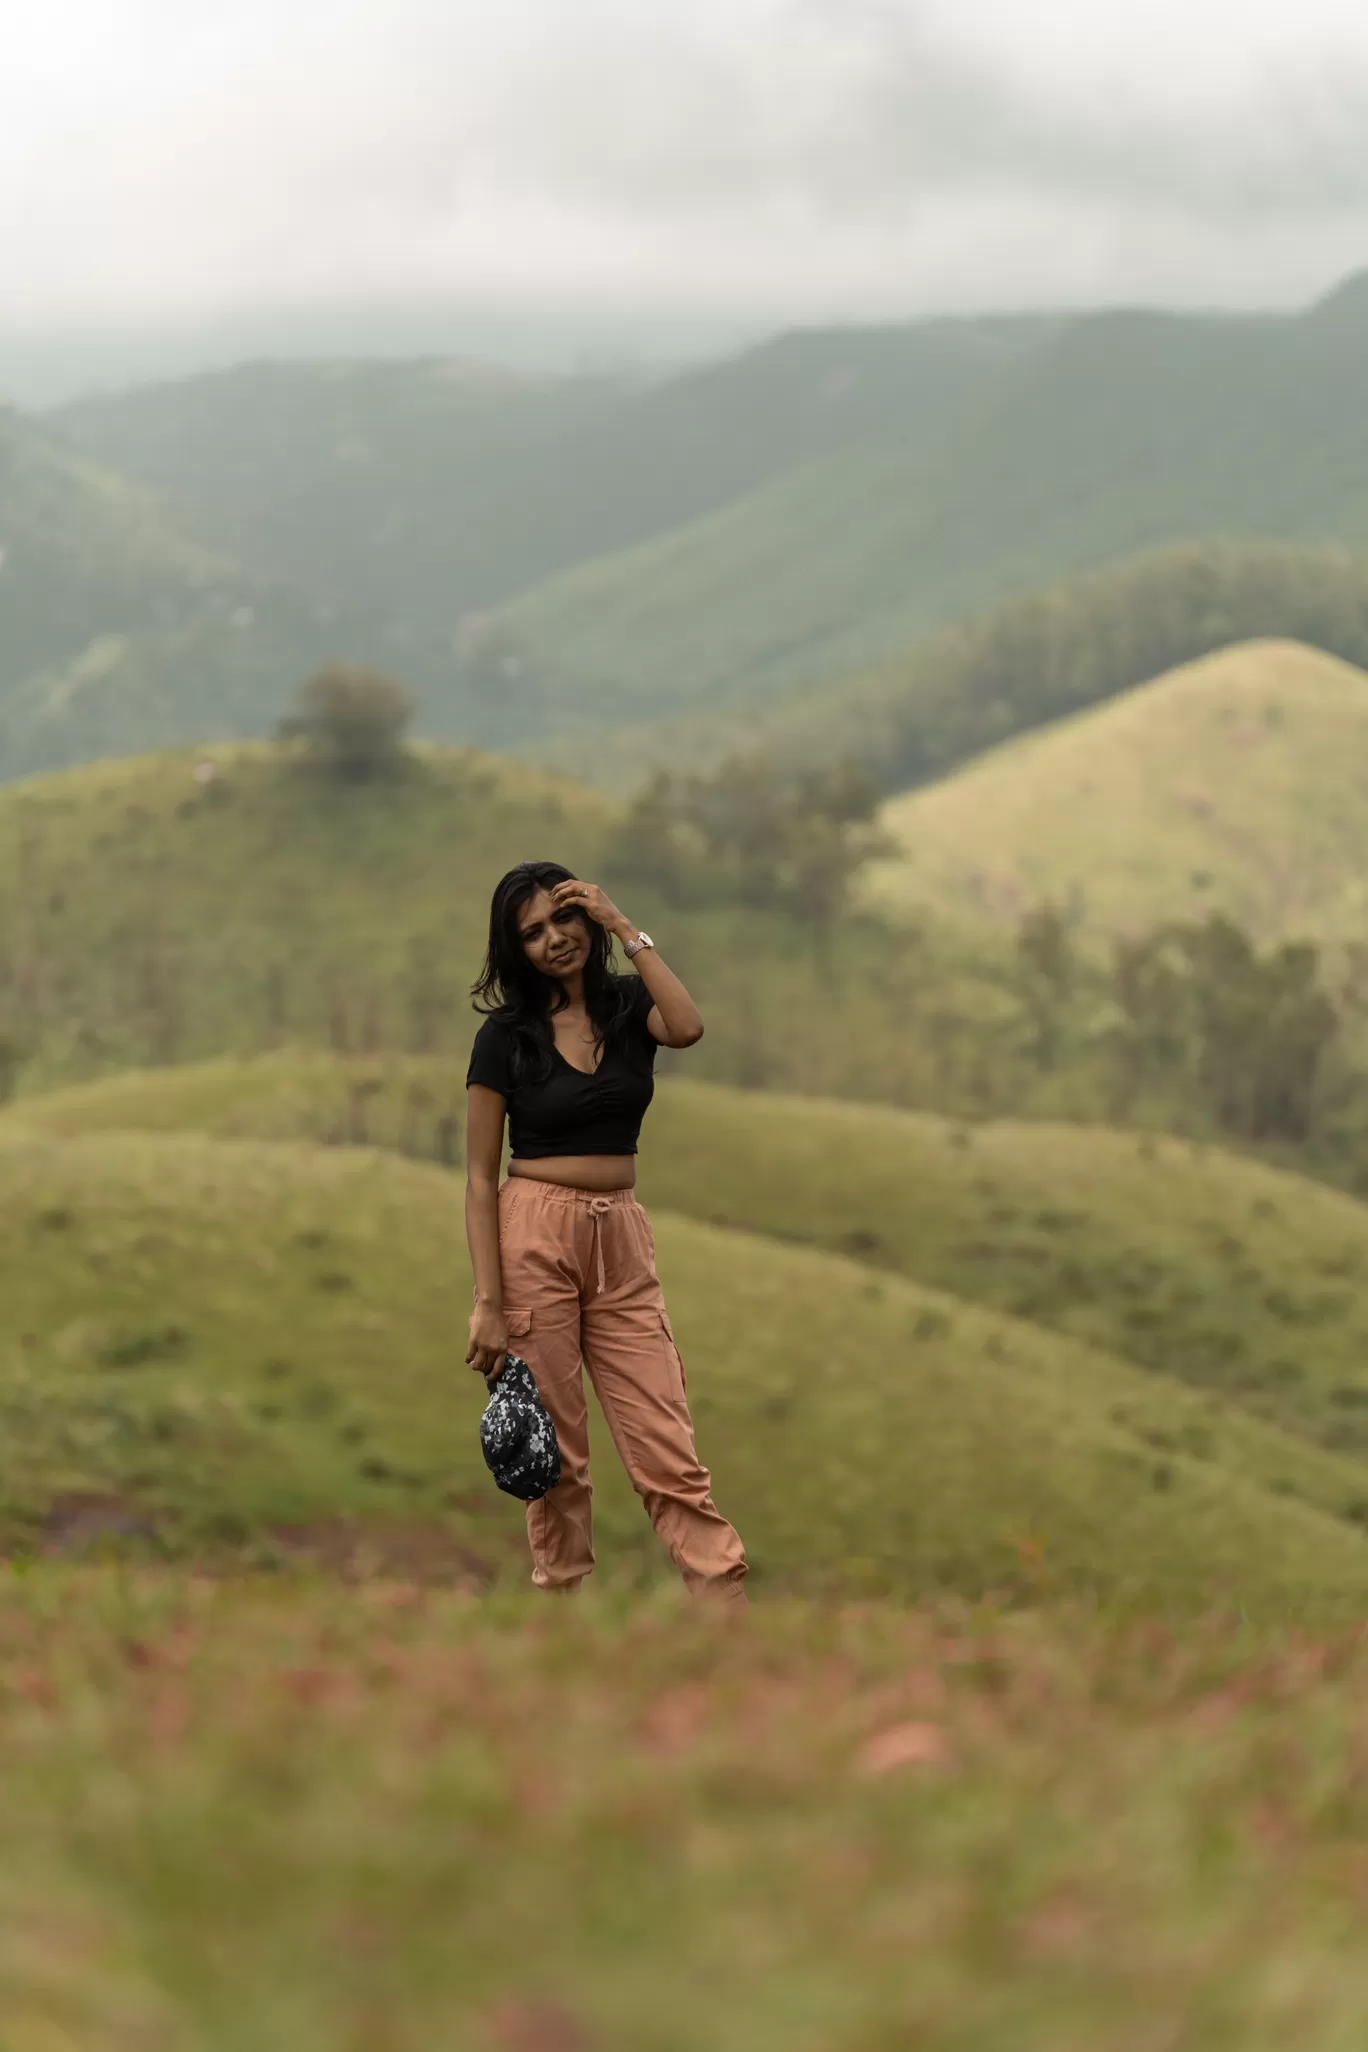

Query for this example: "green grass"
[0,742,609,1088]
[0,740,1048,1125]
[24,728,1368,1168]
[4,1115,1368,1614]
[0,1128,501,1570]
[865,639,1368,943]
[641,1080,1368,1456]
[25,1053,1368,1463]
[4,1047,472,1160]
[5,1574,1368,2049]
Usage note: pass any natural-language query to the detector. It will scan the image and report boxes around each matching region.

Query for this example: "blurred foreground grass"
[3,1570,1368,2051]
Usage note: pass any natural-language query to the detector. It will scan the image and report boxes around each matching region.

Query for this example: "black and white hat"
[480,1353,562,1501]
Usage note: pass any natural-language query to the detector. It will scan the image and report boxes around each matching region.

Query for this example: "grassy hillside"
[494,283,1368,755]
[8,1579,1368,2048]
[1,1119,1368,1614]
[644,1081,1368,1455]
[0,740,1052,1125]
[3,737,1366,1176]
[0,743,610,1086]
[864,639,1368,943]
[5,1048,474,1155]
[24,1053,1368,1461]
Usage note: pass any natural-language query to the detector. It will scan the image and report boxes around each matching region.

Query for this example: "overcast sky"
[5,0,1368,352]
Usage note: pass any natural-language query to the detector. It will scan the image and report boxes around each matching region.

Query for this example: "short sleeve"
[624,974,656,1041]
[466,1017,513,1096]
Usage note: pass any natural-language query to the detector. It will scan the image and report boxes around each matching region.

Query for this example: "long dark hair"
[471,860,638,1080]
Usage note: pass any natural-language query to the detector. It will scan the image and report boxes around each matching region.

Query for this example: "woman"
[465,860,748,1604]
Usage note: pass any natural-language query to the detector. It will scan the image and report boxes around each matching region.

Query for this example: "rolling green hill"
[863,639,1368,943]
[0,742,610,1087]
[0,740,1039,1124]
[644,1079,1368,1456]
[21,1053,1368,1460]
[1,726,1365,1191]
[4,734,1367,1185]
[0,1120,1367,1615]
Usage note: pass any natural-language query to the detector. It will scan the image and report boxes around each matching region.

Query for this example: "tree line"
[604,753,892,978]
[751,539,1368,792]
[1013,902,1360,1160]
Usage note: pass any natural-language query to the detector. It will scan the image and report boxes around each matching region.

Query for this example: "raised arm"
[464,1083,510,1378]
[550,878,703,1049]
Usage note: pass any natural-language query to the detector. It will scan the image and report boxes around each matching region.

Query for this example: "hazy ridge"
[1,274,1365,790]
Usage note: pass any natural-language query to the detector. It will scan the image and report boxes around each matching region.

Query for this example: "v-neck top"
[466,977,658,1159]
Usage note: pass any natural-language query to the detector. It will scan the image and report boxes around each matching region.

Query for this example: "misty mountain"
[6,311,1052,775]
[0,406,372,780]
[7,274,1368,785]
[53,317,1053,640]
[495,279,1368,748]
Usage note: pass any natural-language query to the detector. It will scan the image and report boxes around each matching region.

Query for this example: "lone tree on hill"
[279,666,416,780]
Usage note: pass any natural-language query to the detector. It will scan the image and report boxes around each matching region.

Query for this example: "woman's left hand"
[552,878,628,934]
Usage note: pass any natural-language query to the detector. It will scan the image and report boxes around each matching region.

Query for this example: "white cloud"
[4,0,1368,332]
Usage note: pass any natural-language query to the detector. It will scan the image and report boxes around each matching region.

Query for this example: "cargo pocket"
[660,1311,687,1402]
[491,1308,533,1392]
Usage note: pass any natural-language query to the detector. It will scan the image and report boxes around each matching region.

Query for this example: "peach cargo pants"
[493,1177,748,1601]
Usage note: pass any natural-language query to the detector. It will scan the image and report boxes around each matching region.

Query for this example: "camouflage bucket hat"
[480,1353,562,1502]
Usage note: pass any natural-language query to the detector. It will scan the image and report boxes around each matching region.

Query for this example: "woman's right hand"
[466,1301,510,1381]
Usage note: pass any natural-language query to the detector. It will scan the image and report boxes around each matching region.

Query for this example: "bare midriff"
[507,1154,637,1192]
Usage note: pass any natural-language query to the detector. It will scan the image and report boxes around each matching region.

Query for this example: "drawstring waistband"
[588,1196,612,1295]
[500,1179,638,1298]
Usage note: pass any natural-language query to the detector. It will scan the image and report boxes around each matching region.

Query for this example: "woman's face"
[516,887,589,982]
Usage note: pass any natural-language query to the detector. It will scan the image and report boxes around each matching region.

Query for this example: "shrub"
[279,667,416,781]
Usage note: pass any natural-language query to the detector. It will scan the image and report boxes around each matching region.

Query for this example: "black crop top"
[465,977,658,1159]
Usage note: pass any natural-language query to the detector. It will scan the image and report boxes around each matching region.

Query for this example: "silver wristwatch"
[624,931,655,959]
